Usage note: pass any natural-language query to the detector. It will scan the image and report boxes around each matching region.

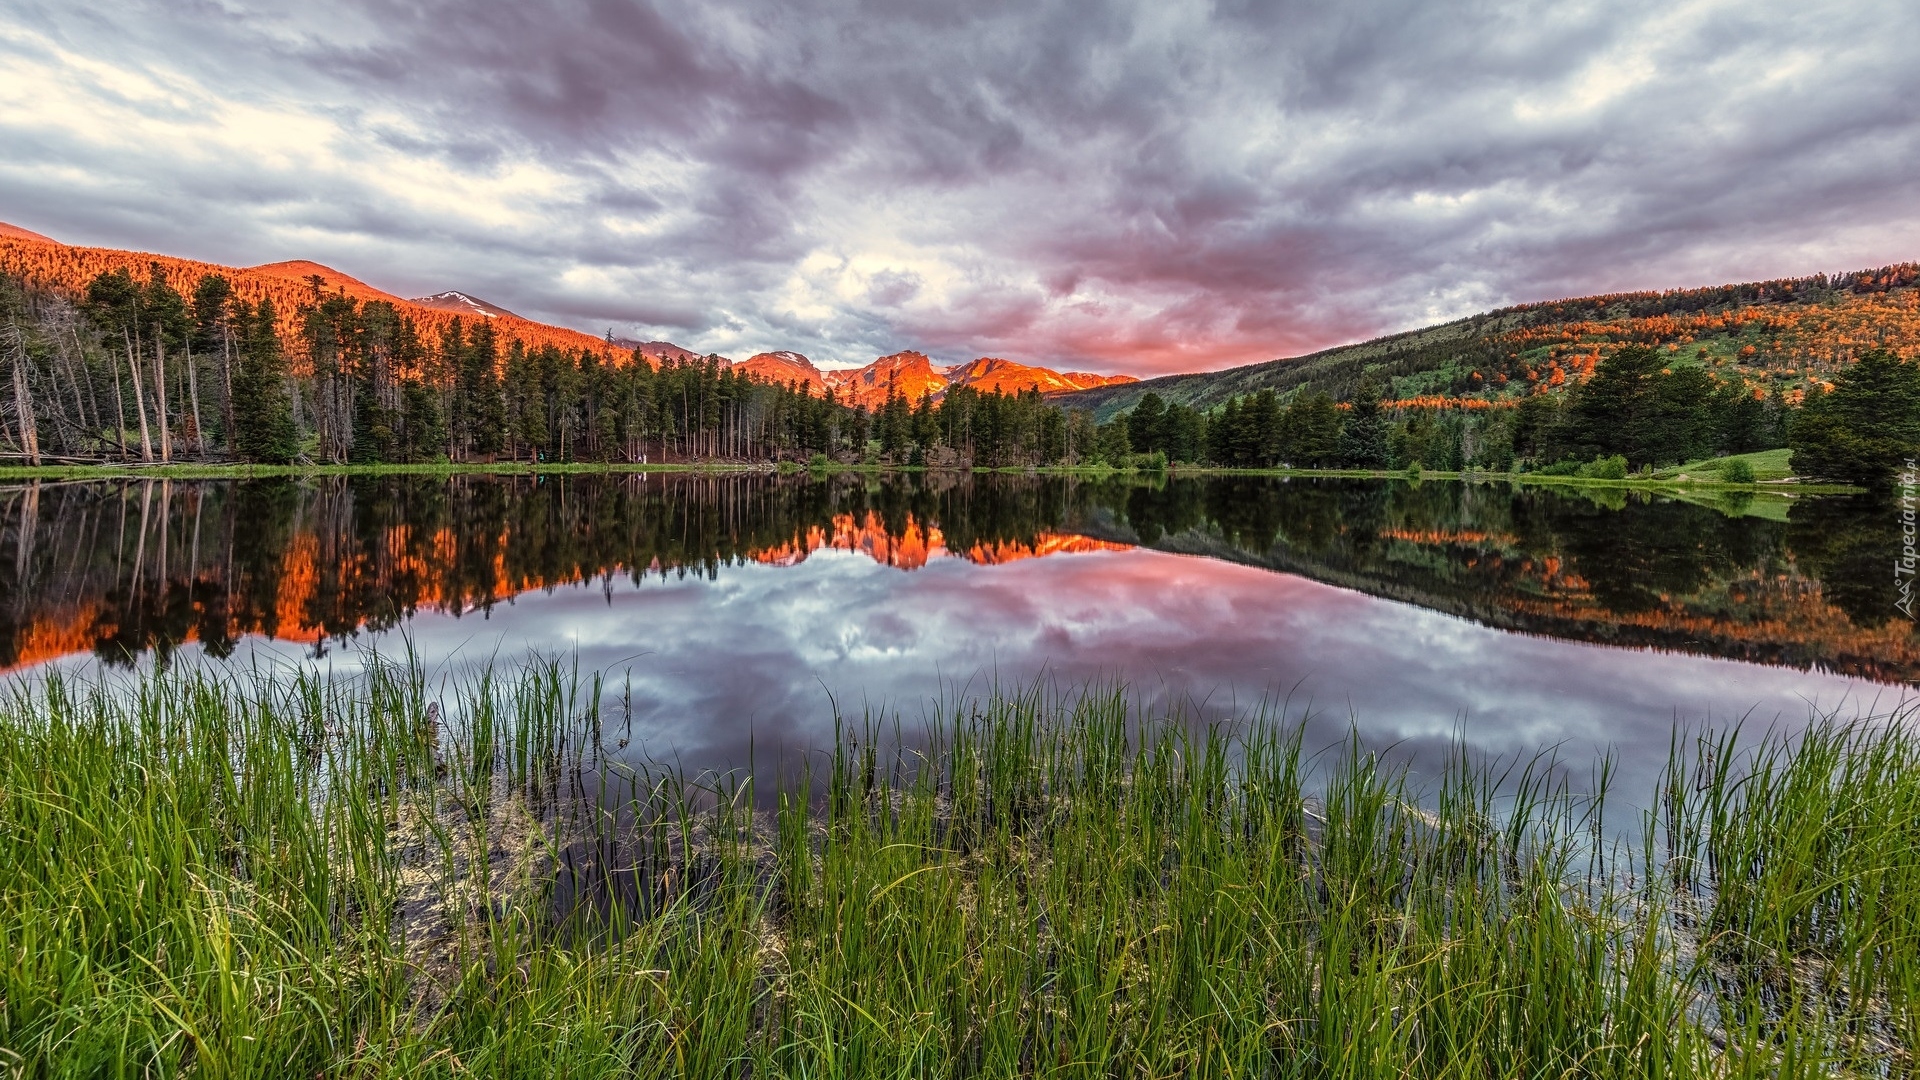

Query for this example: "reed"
[0,658,1912,1076]
[1659,720,1920,1073]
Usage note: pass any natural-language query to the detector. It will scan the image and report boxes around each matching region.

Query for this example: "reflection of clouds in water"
[72,543,1908,805]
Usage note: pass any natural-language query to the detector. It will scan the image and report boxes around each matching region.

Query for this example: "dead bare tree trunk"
[74,329,100,441]
[186,340,202,455]
[222,326,236,453]
[111,340,128,458]
[125,331,151,462]
[11,358,38,466]
[7,322,38,466]
[154,339,171,463]
[50,323,89,446]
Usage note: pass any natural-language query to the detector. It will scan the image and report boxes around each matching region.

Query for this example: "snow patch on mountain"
[410,291,519,320]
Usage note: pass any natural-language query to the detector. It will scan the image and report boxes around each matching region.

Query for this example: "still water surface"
[3,472,1913,796]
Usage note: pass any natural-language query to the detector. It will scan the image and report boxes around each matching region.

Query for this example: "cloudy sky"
[3,1,1917,375]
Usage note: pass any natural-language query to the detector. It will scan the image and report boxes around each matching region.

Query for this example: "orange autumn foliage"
[1382,396,1518,411]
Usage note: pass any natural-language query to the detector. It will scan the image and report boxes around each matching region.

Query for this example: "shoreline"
[0,459,1863,494]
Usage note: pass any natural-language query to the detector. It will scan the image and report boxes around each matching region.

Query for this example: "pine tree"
[1789,349,1920,489]
[1094,418,1132,464]
[459,320,506,459]
[504,341,546,460]
[192,274,236,450]
[1127,392,1167,455]
[1338,377,1391,468]
[232,298,297,463]
[1279,391,1342,466]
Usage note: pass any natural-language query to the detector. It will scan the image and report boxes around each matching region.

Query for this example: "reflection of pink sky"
[100,542,1899,804]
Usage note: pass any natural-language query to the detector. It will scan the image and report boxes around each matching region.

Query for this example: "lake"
[3,472,1912,799]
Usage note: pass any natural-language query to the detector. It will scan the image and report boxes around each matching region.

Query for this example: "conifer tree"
[232,298,297,463]
[1278,391,1343,467]
[1789,349,1920,489]
[1338,376,1391,468]
[1127,392,1167,454]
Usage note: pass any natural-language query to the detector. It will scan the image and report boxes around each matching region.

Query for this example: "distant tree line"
[4,267,1914,486]
[1104,345,1917,488]
[1109,349,1781,474]
[0,267,1104,467]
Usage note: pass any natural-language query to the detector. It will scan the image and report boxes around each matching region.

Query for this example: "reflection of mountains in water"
[0,474,1131,671]
[752,512,1129,570]
[0,474,1912,684]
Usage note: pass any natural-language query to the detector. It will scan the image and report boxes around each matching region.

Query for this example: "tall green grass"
[0,659,1913,1076]
[1659,721,1920,1073]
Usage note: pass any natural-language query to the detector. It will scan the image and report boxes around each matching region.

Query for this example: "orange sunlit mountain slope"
[0,222,57,244]
[822,352,1137,408]
[947,357,1133,395]
[0,224,1141,394]
[0,229,616,364]
[735,351,829,391]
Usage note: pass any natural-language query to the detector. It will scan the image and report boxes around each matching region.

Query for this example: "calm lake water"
[3,472,1913,798]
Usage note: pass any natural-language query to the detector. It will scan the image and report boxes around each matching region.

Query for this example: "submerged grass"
[0,659,1913,1077]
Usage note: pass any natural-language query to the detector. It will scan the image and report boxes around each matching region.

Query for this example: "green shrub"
[1580,455,1628,480]
[1720,458,1755,484]
[1537,458,1585,477]
[808,452,830,470]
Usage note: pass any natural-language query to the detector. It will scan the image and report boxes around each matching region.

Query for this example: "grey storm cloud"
[2,0,1917,374]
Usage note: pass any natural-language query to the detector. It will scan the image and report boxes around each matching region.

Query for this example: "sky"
[2,0,1918,376]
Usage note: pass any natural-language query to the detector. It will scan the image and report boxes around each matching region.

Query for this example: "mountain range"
[1054,263,1920,419]
[11,219,1913,418]
[726,350,1135,408]
[0,222,1134,405]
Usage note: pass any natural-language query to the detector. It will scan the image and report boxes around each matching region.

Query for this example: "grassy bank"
[0,448,1861,495]
[1,660,1914,1076]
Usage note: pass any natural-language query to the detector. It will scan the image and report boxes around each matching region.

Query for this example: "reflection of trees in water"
[1100,477,1915,683]
[0,473,1111,668]
[0,474,1912,679]
[1541,496,1781,615]
[1787,495,1899,630]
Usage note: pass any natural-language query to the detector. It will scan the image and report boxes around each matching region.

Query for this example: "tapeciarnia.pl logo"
[1899,459,1917,619]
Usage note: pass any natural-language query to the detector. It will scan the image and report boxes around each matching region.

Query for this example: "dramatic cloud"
[3,0,1917,374]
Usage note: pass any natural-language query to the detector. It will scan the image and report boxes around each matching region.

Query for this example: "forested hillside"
[1056,264,1920,419]
[3,222,1913,482]
[0,228,1123,467]
[0,262,1099,468]
[0,236,612,357]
